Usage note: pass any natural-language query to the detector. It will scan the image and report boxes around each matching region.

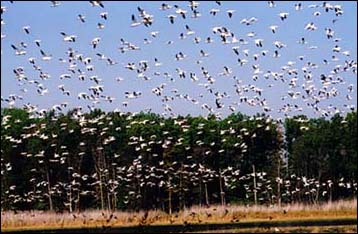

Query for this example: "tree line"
[1,108,356,212]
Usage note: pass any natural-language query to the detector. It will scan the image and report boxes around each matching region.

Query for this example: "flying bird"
[227,10,235,18]
[78,14,86,23]
[131,14,141,27]
[23,26,30,34]
[278,12,289,21]
[91,37,101,49]
[90,1,104,8]
[100,12,108,20]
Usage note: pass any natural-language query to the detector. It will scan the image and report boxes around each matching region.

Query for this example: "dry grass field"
[1,199,356,232]
[198,225,357,233]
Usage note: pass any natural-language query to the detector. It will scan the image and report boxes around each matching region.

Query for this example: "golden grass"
[1,199,356,231]
[197,225,357,233]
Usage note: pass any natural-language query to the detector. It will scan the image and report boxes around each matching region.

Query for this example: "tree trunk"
[99,172,104,210]
[205,182,209,206]
[199,175,202,208]
[69,185,73,213]
[112,169,117,210]
[168,188,172,215]
[46,168,53,211]
[219,169,225,206]
[76,190,80,212]
[252,165,257,205]
[90,136,108,211]
[315,170,322,204]
[92,145,105,210]
[179,164,184,210]
[277,159,281,208]
[168,175,172,215]
[107,191,111,211]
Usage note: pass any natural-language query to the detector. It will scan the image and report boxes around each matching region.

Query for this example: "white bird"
[10,44,26,56]
[131,14,141,27]
[254,39,264,47]
[167,14,177,24]
[151,31,159,37]
[50,1,61,7]
[60,32,77,42]
[125,91,142,99]
[247,32,256,37]
[160,3,172,10]
[91,37,101,49]
[90,1,104,8]
[278,12,289,21]
[78,14,86,23]
[175,8,187,19]
[227,10,235,18]
[304,22,317,31]
[185,24,195,35]
[34,39,41,47]
[294,3,302,11]
[210,8,220,16]
[269,25,278,33]
[268,1,275,8]
[313,11,321,16]
[97,23,105,29]
[40,50,52,61]
[154,58,162,66]
[100,12,108,20]
[23,26,30,34]
[200,49,209,57]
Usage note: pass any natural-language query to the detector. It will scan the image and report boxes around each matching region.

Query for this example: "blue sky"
[1,1,357,119]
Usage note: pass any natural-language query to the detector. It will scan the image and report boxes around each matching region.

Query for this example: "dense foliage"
[1,108,356,212]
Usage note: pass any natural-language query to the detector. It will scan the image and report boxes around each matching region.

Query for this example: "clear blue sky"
[1,1,357,119]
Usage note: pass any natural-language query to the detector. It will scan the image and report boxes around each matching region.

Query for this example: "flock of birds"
[1,1,356,120]
[3,154,358,211]
[0,1,357,212]
[2,145,357,208]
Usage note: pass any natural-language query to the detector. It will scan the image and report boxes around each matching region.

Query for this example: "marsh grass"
[1,199,356,231]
